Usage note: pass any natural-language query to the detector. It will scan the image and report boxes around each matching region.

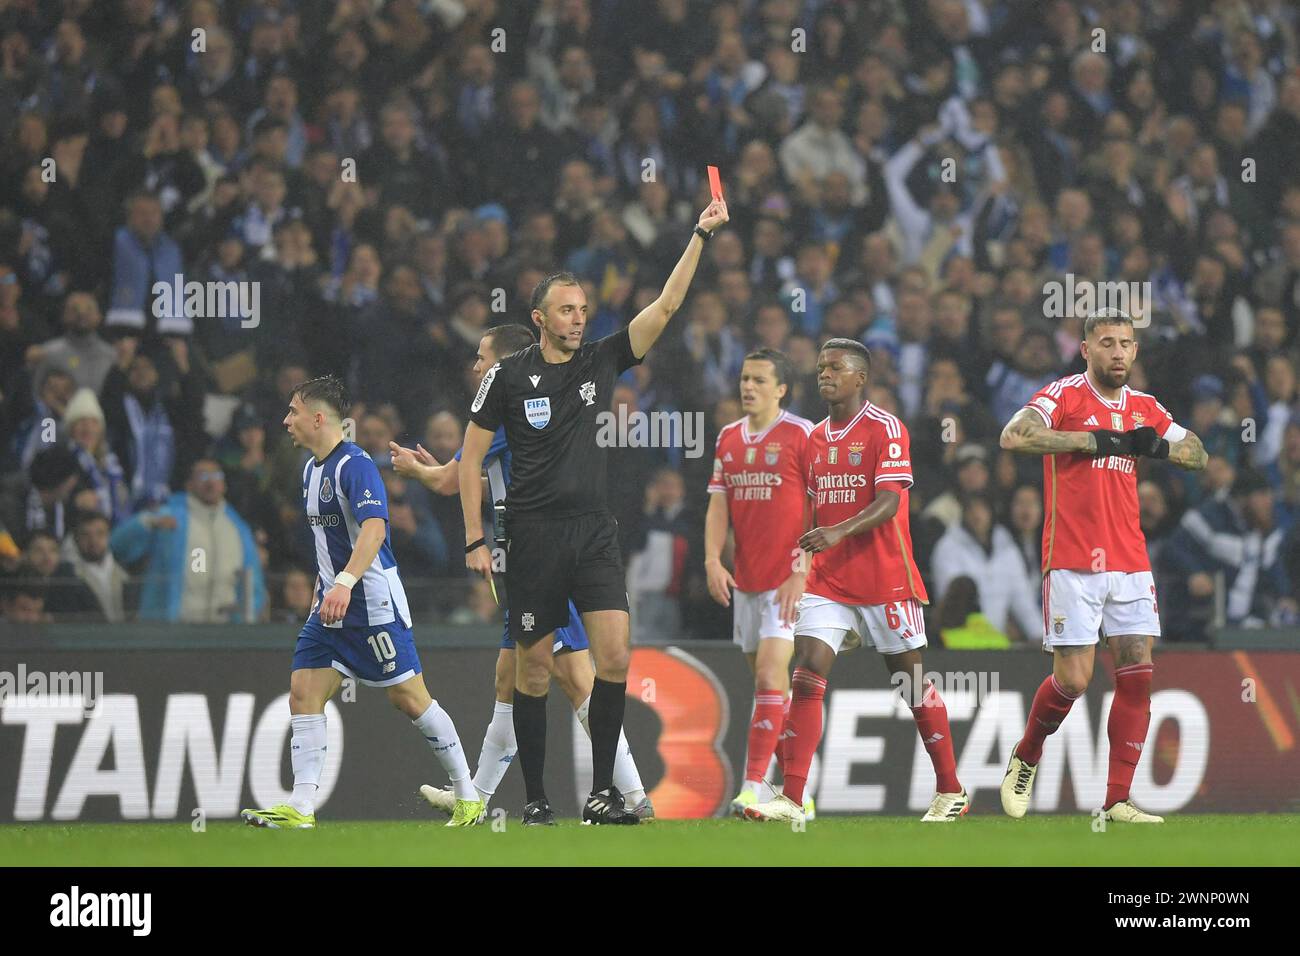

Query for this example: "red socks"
[1015,674,1079,765]
[911,682,961,793]
[780,668,827,805]
[1106,663,1153,808]
[744,691,786,784]
[776,693,791,774]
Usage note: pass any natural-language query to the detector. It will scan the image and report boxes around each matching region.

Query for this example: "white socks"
[576,695,645,805]
[290,713,327,815]
[412,700,476,801]
[471,701,517,801]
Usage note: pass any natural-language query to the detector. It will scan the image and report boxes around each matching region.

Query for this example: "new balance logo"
[1083,414,1099,427]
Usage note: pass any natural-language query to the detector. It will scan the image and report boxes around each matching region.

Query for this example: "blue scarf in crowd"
[124,393,175,508]
[72,442,131,524]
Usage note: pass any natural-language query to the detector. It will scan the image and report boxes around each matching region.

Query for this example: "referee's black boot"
[582,786,640,825]
[521,799,556,826]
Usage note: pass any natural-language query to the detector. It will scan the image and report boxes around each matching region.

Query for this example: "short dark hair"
[743,348,795,408]
[819,337,872,373]
[1083,308,1134,337]
[291,374,350,418]
[485,323,535,357]
[529,271,581,313]
[4,564,46,603]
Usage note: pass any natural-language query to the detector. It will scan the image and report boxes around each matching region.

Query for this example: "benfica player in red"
[745,339,968,824]
[999,310,1206,823]
[705,349,815,817]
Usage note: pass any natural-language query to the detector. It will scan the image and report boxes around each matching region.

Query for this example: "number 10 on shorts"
[367,631,396,662]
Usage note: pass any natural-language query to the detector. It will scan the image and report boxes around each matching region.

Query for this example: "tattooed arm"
[1166,429,1208,471]
[999,408,1097,455]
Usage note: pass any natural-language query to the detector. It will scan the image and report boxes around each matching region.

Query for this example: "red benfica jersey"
[708,410,814,592]
[1024,374,1183,574]
[804,402,929,606]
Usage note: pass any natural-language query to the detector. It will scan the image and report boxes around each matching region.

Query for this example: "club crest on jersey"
[1053,615,1065,636]
[521,612,535,632]
[524,397,551,429]
[579,381,596,406]
[319,477,333,502]
[1131,411,1145,425]
[1110,412,1123,430]
[745,447,757,464]
[828,446,839,465]
[848,443,864,467]
[765,442,781,465]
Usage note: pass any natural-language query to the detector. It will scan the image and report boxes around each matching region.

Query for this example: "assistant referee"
[459,198,729,825]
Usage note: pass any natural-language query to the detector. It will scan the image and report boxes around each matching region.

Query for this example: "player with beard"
[999,309,1206,823]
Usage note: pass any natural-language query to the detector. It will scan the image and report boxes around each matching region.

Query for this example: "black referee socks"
[589,677,627,794]
[512,689,549,804]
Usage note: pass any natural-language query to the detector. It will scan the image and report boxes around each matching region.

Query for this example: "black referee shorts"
[505,510,628,647]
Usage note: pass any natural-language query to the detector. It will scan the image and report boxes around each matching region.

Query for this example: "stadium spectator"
[272,566,316,625]
[109,457,266,623]
[627,468,689,644]
[62,510,129,623]
[64,387,130,526]
[21,528,102,622]
[3,446,82,542]
[1,568,47,624]
[1161,468,1297,638]
[931,492,1041,642]
[101,339,204,510]
[8,367,74,471]
[30,292,116,396]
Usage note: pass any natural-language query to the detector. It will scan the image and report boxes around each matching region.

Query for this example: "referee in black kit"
[460,197,729,825]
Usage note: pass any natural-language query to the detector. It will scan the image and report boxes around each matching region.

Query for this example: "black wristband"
[693,224,714,242]
[465,537,487,554]
[1090,429,1134,458]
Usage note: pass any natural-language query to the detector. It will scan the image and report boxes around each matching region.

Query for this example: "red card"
[707,165,724,202]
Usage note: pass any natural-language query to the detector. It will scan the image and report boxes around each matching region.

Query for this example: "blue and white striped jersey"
[302,440,412,629]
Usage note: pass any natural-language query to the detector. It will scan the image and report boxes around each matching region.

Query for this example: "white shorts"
[794,593,928,655]
[732,588,795,653]
[1042,569,1161,649]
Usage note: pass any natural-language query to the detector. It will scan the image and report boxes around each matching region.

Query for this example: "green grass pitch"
[2,815,1294,866]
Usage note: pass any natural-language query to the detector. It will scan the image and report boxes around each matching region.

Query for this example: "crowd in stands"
[2,0,1299,643]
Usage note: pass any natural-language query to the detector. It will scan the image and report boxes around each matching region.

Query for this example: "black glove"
[1129,426,1170,459]
[1090,429,1134,457]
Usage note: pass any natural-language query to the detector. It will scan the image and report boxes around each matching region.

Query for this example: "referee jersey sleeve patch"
[471,362,501,413]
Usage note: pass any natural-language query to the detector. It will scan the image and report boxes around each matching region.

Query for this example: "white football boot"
[1000,753,1037,818]
[921,789,970,821]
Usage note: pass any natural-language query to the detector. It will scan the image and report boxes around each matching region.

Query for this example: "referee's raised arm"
[459,420,496,579]
[627,199,730,358]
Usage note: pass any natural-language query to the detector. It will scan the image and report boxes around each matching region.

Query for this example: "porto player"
[999,310,1206,823]
[704,349,814,817]
[242,375,480,829]
[745,340,968,824]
